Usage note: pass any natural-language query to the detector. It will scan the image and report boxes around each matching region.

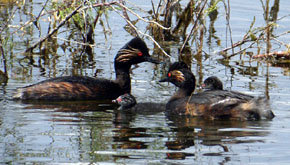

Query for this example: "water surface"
[0,0,290,164]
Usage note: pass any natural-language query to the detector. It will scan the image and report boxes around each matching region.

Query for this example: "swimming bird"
[13,37,159,101]
[159,62,275,120]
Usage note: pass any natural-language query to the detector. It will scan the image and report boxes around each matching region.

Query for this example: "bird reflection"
[112,102,165,150]
[165,115,271,160]
[17,98,272,163]
[20,100,116,112]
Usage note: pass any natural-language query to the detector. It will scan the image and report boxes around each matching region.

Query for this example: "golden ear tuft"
[116,46,141,62]
[172,70,185,82]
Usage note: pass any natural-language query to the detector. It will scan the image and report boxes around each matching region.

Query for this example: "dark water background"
[1,0,290,164]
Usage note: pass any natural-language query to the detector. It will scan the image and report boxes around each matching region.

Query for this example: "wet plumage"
[160,62,275,120]
[112,93,137,110]
[13,37,159,101]
[202,76,223,90]
[112,93,165,114]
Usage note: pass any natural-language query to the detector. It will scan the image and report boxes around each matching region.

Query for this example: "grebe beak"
[159,77,170,82]
[144,56,160,64]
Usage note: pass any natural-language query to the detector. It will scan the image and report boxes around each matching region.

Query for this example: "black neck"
[114,63,131,94]
[169,77,196,102]
[182,86,195,96]
[169,87,194,102]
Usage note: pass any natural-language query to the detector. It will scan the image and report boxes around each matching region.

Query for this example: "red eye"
[137,52,143,56]
[168,73,171,77]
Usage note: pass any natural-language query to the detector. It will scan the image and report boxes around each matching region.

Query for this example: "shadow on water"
[165,115,271,160]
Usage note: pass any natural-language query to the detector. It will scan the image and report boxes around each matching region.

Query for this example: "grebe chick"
[112,93,137,110]
[202,76,259,101]
[202,76,223,90]
[112,93,165,114]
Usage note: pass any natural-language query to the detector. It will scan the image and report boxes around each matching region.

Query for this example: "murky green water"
[1,0,290,164]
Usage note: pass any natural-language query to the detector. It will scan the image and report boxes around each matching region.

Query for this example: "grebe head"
[112,93,136,110]
[115,37,159,67]
[159,62,195,90]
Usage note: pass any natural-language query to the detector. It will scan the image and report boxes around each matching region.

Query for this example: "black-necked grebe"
[13,37,159,101]
[160,62,275,120]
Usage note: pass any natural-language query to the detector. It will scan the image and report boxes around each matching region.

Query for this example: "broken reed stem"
[118,2,170,30]
[265,0,271,55]
[25,1,118,53]
[25,4,84,52]
[111,5,170,57]
[180,0,208,54]
[1,7,18,35]
[220,30,265,59]
[226,41,256,59]
[0,3,19,78]
[219,20,289,58]
[220,39,251,53]
[34,0,49,25]
[0,37,7,76]
[118,0,138,36]
[253,51,290,59]
[24,1,170,57]
[226,0,235,57]
[52,36,95,47]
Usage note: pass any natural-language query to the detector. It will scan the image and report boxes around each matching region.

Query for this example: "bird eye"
[137,52,143,56]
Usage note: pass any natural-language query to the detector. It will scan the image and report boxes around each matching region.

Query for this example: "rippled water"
[1,0,290,164]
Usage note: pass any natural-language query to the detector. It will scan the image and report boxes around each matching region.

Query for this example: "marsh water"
[1,1,290,164]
